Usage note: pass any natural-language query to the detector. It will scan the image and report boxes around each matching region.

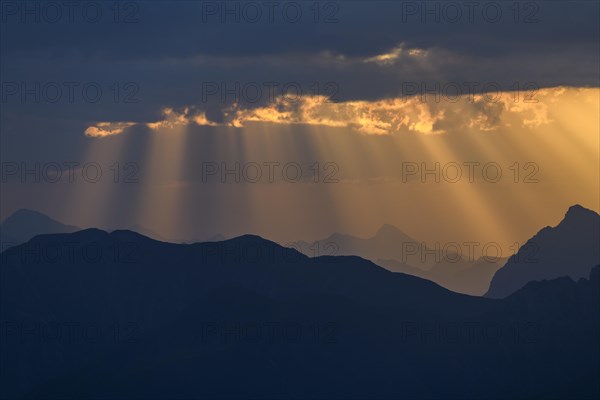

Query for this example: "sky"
[1,0,599,250]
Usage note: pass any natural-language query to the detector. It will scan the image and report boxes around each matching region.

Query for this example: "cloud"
[84,87,577,138]
[198,87,565,135]
[363,44,429,66]
[146,107,192,130]
[5,1,598,65]
[507,98,551,128]
[84,122,136,138]
[145,107,220,131]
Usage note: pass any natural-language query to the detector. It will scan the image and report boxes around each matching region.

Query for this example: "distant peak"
[232,233,264,240]
[376,224,402,235]
[564,204,599,220]
[75,228,108,236]
[12,208,44,216]
[223,234,300,253]
[379,224,399,231]
[2,209,57,225]
[5,208,46,219]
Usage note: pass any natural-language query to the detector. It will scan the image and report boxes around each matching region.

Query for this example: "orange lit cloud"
[84,122,136,138]
[84,87,589,137]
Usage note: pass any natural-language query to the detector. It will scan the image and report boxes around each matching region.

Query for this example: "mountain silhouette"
[1,229,598,399]
[297,224,424,266]
[114,224,173,242]
[0,209,79,249]
[379,255,506,296]
[297,224,506,295]
[486,205,600,298]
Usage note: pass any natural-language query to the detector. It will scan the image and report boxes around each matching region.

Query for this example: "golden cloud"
[84,87,588,137]
[84,122,136,138]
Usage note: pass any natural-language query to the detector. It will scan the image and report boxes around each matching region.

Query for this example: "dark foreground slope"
[1,230,598,399]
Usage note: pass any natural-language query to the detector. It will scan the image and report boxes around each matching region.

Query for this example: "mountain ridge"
[0,208,80,248]
[485,204,600,298]
[1,229,597,399]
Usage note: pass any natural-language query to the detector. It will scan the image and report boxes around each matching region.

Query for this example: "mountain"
[1,230,598,399]
[486,205,600,298]
[297,224,427,267]
[297,224,506,296]
[109,226,227,244]
[0,209,79,248]
[115,224,173,242]
[379,255,506,296]
[0,229,478,320]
